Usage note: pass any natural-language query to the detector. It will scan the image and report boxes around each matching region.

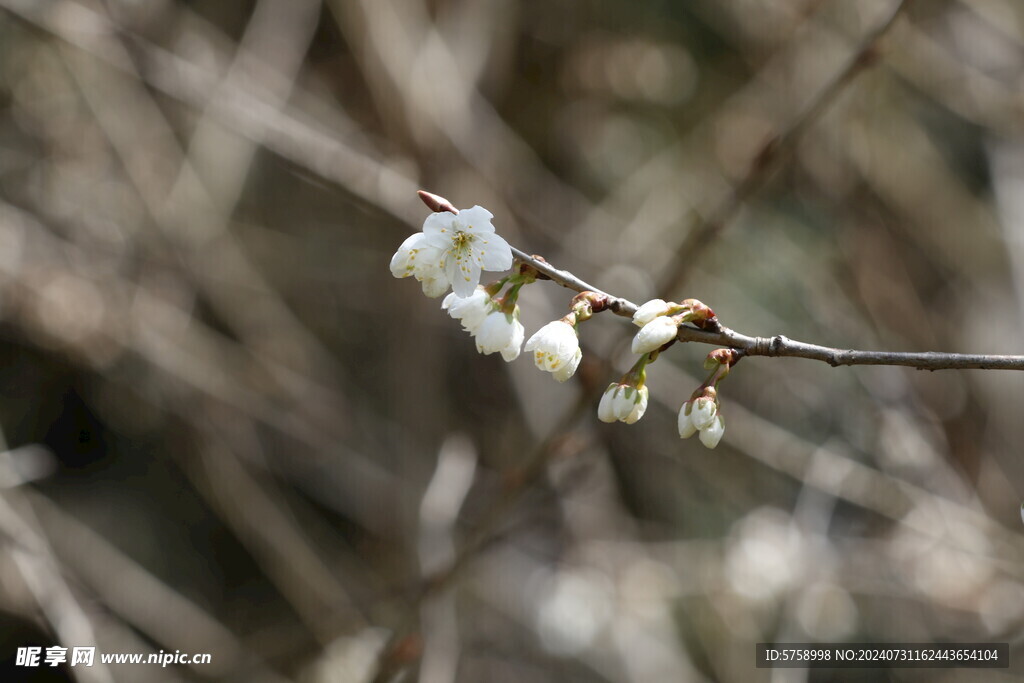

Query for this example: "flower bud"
[690,396,717,431]
[632,299,672,327]
[598,383,648,424]
[631,315,680,354]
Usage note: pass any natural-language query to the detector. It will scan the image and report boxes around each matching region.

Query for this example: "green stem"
[484,277,510,298]
[498,282,525,314]
[623,351,658,388]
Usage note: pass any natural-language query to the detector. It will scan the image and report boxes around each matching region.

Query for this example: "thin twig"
[675,326,1024,371]
[510,246,638,317]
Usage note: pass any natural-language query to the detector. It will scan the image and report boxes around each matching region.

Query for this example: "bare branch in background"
[1,0,1023,681]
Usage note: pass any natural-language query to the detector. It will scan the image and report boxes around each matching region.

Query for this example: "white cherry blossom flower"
[525,320,581,381]
[598,383,649,424]
[390,206,513,298]
[442,287,493,333]
[632,299,672,327]
[699,415,725,449]
[475,309,524,362]
[631,315,680,354]
[422,206,512,297]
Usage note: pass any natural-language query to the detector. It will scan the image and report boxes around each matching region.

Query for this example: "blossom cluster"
[391,199,733,449]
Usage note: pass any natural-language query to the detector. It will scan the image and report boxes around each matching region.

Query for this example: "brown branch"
[509,248,1024,371]
[509,246,637,317]
[675,326,1024,371]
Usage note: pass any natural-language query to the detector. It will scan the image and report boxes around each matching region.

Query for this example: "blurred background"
[0,0,1023,681]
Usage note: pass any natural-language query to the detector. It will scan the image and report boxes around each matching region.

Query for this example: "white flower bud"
[598,383,648,424]
[631,316,679,354]
[678,401,697,438]
[699,415,724,449]
[632,299,672,327]
[525,320,581,380]
[690,396,717,430]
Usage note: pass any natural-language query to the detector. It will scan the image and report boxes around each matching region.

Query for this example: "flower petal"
[422,212,457,236]
[597,385,618,423]
[416,260,450,298]
[420,274,450,298]
[411,241,448,276]
[443,288,492,333]
[677,403,697,438]
[448,256,482,298]
[690,397,717,430]
[421,234,451,253]
[625,386,648,424]
[475,232,513,272]
[389,232,426,278]
[459,206,495,232]
[553,348,582,382]
[476,311,515,353]
[612,386,634,420]
[500,319,525,362]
